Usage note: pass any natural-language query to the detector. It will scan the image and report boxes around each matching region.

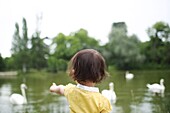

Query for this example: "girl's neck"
[79,81,95,87]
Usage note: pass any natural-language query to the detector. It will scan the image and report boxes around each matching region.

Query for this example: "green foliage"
[4,57,16,70]
[52,29,100,60]
[10,18,50,72]
[0,54,5,71]
[143,21,170,67]
[11,23,20,54]
[106,22,145,69]
[30,33,49,70]
[47,55,57,72]
[11,18,30,72]
[47,55,67,72]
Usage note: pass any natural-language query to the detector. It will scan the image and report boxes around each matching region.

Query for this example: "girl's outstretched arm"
[49,83,65,95]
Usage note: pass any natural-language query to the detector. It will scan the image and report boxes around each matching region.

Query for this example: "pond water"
[0,70,170,113]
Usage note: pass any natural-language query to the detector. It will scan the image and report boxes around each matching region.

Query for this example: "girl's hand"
[49,83,65,95]
[50,83,57,92]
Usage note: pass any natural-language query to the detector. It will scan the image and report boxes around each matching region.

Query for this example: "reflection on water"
[48,96,69,113]
[0,84,12,113]
[0,70,170,113]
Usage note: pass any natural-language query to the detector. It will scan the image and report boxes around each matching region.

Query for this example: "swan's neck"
[109,86,114,91]
[21,88,27,104]
[160,82,164,86]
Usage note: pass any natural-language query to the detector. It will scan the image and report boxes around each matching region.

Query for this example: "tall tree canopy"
[106,22,144,69]
[144,21,170,67]
[30,34,49,70]
[11,18,30,72]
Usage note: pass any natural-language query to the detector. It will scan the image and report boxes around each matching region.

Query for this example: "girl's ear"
[72,69,75,74]
[69,69,75,76]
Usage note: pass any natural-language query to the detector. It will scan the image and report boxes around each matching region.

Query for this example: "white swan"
[125,71,134,80]
[10,83,27,105]
[146,79,165,93]
[101,82,116,104]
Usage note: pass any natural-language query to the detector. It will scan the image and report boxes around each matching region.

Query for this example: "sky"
[0,0,170,58]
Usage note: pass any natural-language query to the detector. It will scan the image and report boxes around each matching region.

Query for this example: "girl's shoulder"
[65,83,76,87]
[64,83,76,95]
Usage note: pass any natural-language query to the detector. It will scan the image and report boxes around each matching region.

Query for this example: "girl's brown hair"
[68,49,108,83]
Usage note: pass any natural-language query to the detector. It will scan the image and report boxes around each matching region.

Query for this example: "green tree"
[144,21,170,68]
[11,23,20,54]
[4,57,15,70]
[30,33,49,70]
[47,55,58,72]
[106,22,144,69]
[52,29,100,60]
[11,18,30,72]
[0,54,5,71]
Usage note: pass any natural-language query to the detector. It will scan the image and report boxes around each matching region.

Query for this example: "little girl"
[50,49,112,113]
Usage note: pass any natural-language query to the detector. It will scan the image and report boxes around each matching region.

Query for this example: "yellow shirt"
[64,83,112,113]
